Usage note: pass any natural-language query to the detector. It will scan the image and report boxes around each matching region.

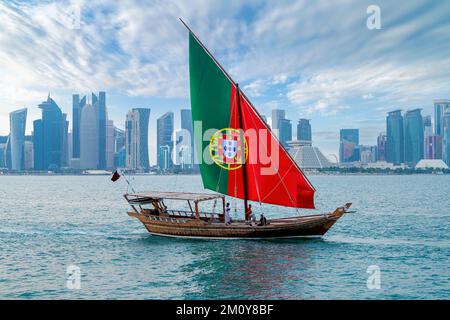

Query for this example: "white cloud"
[243,80,264,97]
[286,60,450,116]
[1,0,450,151]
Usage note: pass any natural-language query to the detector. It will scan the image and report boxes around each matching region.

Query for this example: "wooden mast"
[236,83,249,217]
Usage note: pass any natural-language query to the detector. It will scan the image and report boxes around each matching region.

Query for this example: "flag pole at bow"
[111,170,136,193]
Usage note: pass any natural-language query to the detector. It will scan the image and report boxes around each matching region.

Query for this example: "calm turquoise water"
[0,174,449,299]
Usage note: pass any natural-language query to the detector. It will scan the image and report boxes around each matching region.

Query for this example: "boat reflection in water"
[170,239,320,299]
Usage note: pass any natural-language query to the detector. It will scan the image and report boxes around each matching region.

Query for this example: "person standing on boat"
[225,202,231,225]
[245,204,253,225]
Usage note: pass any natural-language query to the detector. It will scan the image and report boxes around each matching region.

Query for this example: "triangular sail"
[187,22,315,209]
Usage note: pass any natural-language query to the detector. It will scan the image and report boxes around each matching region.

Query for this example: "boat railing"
[140,208,223,221]
[166,209,223,220]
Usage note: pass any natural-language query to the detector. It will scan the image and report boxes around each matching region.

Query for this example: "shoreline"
[0,172,448,177]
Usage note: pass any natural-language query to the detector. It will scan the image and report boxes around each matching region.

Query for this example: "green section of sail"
[189,33,231,194]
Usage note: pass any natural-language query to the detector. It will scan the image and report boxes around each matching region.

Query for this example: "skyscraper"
[425,135,442,160]
[9,108,27,171]
[157,112,174,170]
[23,137,34,170]
[92,91,107,169]
[423,115,434,159]
[174,129,193,169]
[404,109,424,166]
[297,119,312,144]
[386,110,404,165]
[33,95,65,170]
[279,118,292,147]
[33,119,43,170]
[434,100,450,159]
[80,103,99,169]
[61,113,69,167]
[434,100,450,137]
[443,110,450,166]
[339,129,359,163]
[106,120,115,169]
[72,94,86,159]
[114,127,126,168]
[271,109,292,147]
[271,109,285,131]
[125,108,151,171]
[359,145,377,163]
[377,133,387,161]
[0,136,8,168]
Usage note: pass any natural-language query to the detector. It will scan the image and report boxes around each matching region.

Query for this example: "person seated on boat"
[258,213,267,226]
[251,212,257,224]
[245,204,253,225]
[225,202,231,225]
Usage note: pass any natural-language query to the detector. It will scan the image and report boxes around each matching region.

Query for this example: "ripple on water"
[0,174,449,299]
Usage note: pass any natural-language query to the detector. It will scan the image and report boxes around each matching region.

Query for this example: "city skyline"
[1,1,450,162]
[1,91,449,169]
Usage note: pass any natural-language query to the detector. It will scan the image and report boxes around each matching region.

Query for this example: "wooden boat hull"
[128,203,351,239]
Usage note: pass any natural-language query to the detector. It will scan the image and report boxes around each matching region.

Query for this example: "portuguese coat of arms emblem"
[209,128,248,170]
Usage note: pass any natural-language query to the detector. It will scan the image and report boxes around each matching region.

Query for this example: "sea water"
[0,174,449,299]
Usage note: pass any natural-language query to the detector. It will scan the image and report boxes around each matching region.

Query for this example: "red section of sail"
[227,85,315,209]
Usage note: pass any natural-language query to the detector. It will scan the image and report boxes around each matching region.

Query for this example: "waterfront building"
[434,99,450,137]
[434,100,450,158]
[68,132,73,161]
[443,110,450,166]
[125,108,151,171]
[33,120,43,170]
[271,109,285,131]
[33,95,65,170]
[271,109,292,147]
[113,127,125,168]
[72,94,86,159]
[297,119,312,144]
[0,146,6,168]
[288,140,332,169]
[9,108,27,171]
[92,91,107,169]
[114,146,126,168]
[0,136,8,168]
[114,127,125,152]
[415,159,448,170]
[24,139,34,170]
[404,109,424,166]
[425,135,441,160]
[386,110,404,165]
[359,145,377,164]
[157,112,174,170]
[377,133,387,161]
[80,103,99,169]
[339,129,359,163]
[424,116,433,159]
[279,118,292,148]
[174,129,193,170]
[61,113,69,167]
[106,120,115,169]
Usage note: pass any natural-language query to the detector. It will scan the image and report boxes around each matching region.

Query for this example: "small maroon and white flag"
[111,170,121,182]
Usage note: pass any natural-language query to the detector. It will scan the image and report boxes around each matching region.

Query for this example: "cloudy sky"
[1,0,450,164]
